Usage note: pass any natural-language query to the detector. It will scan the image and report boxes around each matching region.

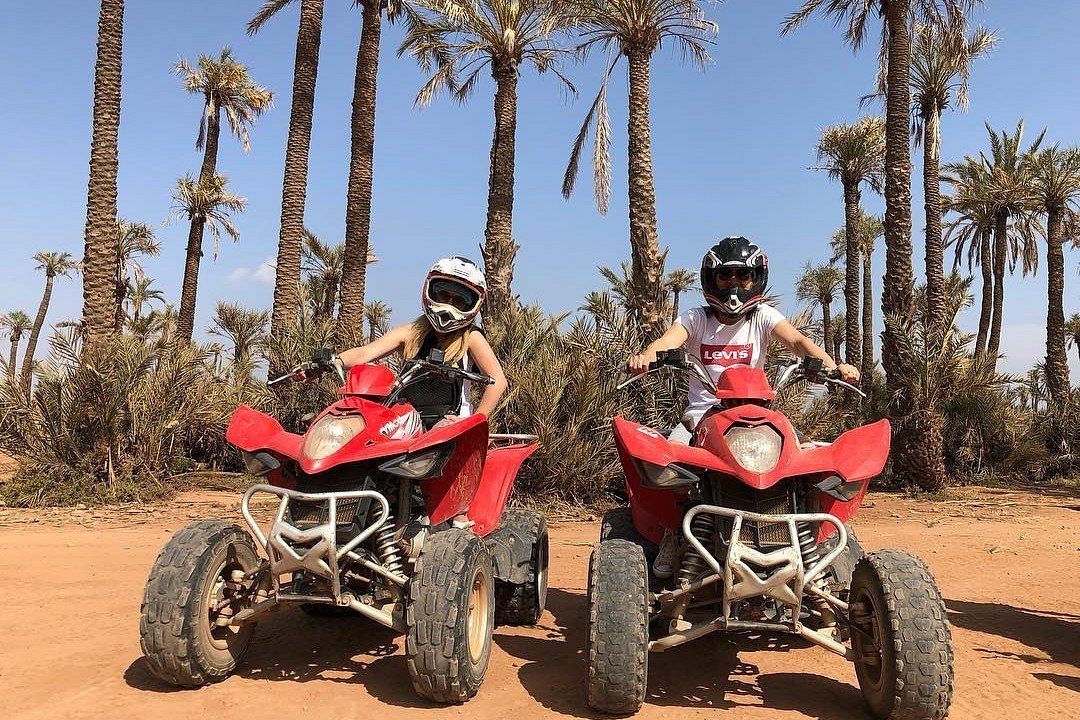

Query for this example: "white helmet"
[422,256,487,332]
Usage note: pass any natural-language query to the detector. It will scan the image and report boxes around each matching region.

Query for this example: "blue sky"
[2,0,1078,378]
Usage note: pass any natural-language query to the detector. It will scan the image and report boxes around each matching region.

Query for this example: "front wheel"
[139,520,261,687]
[849,550,953,720]
[406,529,494,703]
[586,539,650,714]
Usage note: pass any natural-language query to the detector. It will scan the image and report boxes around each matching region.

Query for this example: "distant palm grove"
[1,0,1078,506]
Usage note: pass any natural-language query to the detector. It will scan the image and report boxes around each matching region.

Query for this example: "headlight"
[303,415,366,459]
[724,425,782,473]
[378,446,453,479]
[638,460,700,488]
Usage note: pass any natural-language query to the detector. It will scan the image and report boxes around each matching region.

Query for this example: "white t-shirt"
[675,304,786,426]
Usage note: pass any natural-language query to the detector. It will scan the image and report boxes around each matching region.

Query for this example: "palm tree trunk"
[987,212,1007,368]
[861,248,873,383]
[1044,208,1070,407]
[20,276,55,391]
[881,0,945,491]
[176,107,222,344]
[337,0,381,342]
[176,219,206,342]
[922,105,945,335]
[671,290,681,325]
[821,301,833,361]
[480,62,519,328]
[975,228,992,359]
[270,0,324,343]
[8,337,19,383]
[842,182,862,369]
[625,48,666,338]
[81,0,125,353]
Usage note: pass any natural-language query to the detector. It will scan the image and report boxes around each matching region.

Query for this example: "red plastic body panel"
[468,442,539,536]
[714,366,776,402]
[613,406,891,544]
[343,363,395,397]
[412,414,489,528]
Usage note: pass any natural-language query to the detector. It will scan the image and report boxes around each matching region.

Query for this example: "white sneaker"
[652,528,679,578]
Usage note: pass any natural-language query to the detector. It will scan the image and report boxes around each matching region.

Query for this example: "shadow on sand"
[496,586,867,718]
[125,608,438,708]
[947,599,1080,668]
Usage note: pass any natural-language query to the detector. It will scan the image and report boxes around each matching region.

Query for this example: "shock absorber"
[797,522,835,627]
[677,512,716,585]
[374,510,404,576]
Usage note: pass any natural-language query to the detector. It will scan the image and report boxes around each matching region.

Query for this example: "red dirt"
[0,486,1076,720]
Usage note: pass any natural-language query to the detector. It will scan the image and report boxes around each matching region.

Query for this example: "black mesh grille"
[288,467,368,527]
[716,480,795,549]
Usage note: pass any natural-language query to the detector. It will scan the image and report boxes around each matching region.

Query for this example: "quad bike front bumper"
[233,484,407,631]
[650,505,854,659]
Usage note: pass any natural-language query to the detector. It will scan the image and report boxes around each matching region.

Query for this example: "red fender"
[418,415,490,527]
[467,441,539,536]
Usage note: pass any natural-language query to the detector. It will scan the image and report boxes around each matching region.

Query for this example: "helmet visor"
[710,267,758,285]
[427,278,480,312]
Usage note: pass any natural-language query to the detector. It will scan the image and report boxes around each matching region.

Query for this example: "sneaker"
[652,528,679,578]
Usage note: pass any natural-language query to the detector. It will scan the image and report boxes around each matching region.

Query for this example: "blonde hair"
[402,316,470,364]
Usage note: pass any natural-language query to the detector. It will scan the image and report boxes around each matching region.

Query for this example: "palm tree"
[113,220,158,331]
[400,0,576,326]
[170,175,247,342]
[1026,146,1080,408]
[980,121,1044,370]
[943,155,995,358]
[364,300,392,343]
[1065,313,1080,366]
[905,21,996,333]
[338,0,401,339]
[784,0,984,495]
[124,275,166,325]
[301,228,344,322]
[174,48,271,346]
[665,268,697,324]
[830,310,847,365]
[2,310,32,383]
[248,0,325,341]
[831,212,883,383]
[563,0,715,336]
[81,0,125,350]
[795,262,844,356]
[813,117,885,372]
[208,301,269,381]
[21,252,78,390]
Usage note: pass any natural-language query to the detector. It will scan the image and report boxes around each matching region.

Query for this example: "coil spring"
[677,512,716,584]
[797,521,835,624]
[375,511,404,576]
[797,522,822,570]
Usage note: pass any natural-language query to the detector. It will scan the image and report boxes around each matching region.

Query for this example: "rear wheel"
[849,550,953,720]
[406,529,494,703]
[586,539,650,714]
[494,508,549,626]
[140,520,261,687]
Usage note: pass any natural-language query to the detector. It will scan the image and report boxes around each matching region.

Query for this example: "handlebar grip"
[826,368,843,381]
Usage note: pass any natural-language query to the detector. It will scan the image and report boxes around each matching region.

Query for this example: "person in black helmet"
[629,235,859,444]
[629,236,859,578]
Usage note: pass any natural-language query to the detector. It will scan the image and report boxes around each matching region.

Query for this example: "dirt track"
[0,486,1077,720]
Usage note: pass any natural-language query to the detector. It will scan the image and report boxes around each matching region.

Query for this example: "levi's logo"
[701,343,753,366]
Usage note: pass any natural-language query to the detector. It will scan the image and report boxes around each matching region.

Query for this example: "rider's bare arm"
[771,321,860,383]
[336,324,411,368]
[628,323,690,374]
[467,331,507,418]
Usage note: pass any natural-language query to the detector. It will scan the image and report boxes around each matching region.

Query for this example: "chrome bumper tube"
[240,484,400,600]
[648,506,852,659]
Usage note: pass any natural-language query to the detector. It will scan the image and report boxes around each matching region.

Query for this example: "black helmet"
[700,236,768,320]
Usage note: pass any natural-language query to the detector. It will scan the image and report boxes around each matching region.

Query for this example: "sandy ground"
[0,486,1076,720]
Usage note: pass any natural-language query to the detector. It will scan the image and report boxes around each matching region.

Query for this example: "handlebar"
[405,359,495,386]
[774,357,865,397]
[267,348,346,387]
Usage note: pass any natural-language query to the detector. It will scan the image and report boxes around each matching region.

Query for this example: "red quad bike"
[586,351,953,720]
[139,348,547,703]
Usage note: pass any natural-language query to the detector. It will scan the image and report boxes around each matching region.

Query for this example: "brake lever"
[825,376,867,398]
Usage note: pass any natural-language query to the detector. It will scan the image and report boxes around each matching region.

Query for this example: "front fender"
[467,442,539,536]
